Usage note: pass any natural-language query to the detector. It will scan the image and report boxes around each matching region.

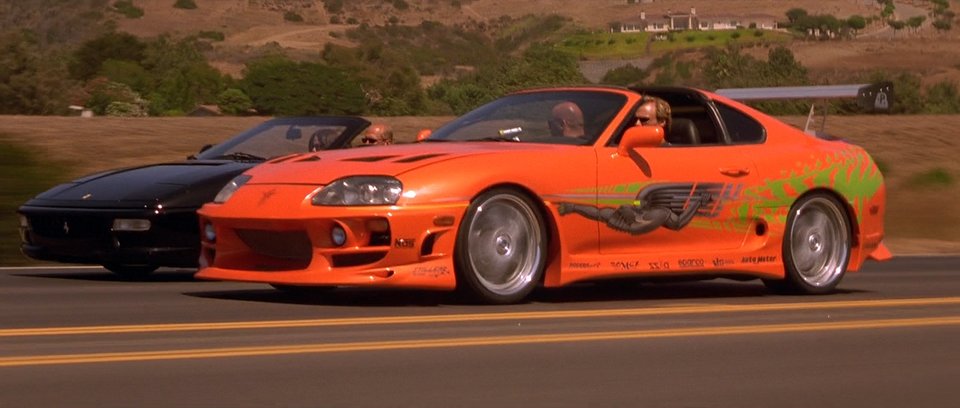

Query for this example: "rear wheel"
[764,193,851,294]
[454,188,547,304]
[103,264,158,280]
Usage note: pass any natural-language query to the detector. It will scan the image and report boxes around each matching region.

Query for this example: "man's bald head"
[550,101,585,138]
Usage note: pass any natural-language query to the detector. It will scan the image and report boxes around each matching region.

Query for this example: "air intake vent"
[295,155,322,162]
[394,153,446,163]
[343,155,399,162]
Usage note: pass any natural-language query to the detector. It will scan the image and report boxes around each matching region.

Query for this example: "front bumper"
[18,206,200,267]
[196,200,467,290]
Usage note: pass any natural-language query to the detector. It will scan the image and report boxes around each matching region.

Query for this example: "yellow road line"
[2,297,960,337]
[2,316,958,367]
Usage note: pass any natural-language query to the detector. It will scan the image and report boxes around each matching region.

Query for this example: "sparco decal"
[741,256,777,264]
[412,266,450,277]
[677,258,704,268]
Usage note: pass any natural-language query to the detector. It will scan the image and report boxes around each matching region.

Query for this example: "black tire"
[103,264,159,280]
[454,188,548,304]
[763,193,851,294]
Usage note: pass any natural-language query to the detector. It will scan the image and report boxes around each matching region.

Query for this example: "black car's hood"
[25,160,253,209]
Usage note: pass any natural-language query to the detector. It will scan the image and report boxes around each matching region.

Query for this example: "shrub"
[112,0,144,18]
[105,101,148,117]
[217,88,253,115]
[909,168,954,187]
[330,15,341,24]
[284,11,304,22]
[198,31,225,41]
[731,31,741,39]
[173,0,197,10]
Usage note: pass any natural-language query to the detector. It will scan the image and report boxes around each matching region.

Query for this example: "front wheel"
[455,189,548,304]
[764,193,851,294]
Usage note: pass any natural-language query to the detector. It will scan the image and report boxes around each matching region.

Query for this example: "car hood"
[246,142,570,185]
[25,161,253,208]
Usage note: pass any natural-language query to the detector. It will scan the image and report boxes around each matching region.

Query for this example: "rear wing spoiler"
[715,82,894,134]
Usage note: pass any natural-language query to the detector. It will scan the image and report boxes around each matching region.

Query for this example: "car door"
[590,122,759,255]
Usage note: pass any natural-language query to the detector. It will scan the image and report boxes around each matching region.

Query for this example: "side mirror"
[189,143,214,159]
[617,126,664,157]
[416,129,432,142]
[285,127,303,140]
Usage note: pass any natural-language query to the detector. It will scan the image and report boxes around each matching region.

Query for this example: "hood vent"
[393,153,447,163]
[294,155,323,162]
[268,154,301,164]
[342,155,400,162]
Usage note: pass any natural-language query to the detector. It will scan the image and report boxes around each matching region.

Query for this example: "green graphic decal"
[740,146,883,224]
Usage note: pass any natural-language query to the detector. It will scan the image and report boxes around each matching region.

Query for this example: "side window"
[715,102,765,144]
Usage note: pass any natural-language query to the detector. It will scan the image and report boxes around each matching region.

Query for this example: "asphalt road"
[1,257,958,407]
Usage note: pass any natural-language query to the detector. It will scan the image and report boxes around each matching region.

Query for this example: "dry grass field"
[1,114,958,255]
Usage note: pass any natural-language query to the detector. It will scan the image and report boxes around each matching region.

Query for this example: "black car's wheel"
[102,264,159,280]
[455,188,547,304]
[764,193,851,294]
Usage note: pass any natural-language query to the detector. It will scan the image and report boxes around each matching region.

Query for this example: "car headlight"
[214,175,251,204]
[312,176,402,206]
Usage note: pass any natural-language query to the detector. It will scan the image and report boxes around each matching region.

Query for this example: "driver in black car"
[548,101,586,139]
[360,123,394,146]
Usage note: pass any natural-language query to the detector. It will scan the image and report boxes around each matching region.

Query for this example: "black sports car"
[17,116,371,278]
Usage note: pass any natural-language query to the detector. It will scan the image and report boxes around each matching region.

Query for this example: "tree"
[601,64,646,86]
[0,31,76,114]
[906,16,926,33]
[786,8,808,24]
[140,36,227,115]
[924,81,960,113]
[69,31,146,80]
[217,88,253,115]
[81,77,148,115]
[888,20,906,36]
[847,15,867,31]
[240,56,365,115]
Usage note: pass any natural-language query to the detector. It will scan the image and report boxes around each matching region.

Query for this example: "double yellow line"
[4,296,960,337]
[2,297,959,367]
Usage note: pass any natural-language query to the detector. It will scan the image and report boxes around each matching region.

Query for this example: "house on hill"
[618,7,778,33]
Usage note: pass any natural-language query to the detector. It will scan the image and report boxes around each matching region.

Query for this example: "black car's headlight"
[311,176,402,206]
[214,175,251,204]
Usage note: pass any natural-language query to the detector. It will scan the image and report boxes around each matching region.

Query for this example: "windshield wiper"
[465,136,520,142]
[215,151,266,161]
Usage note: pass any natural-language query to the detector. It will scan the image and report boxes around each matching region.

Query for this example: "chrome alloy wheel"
[788,196,850,288]
[464,193,544,298]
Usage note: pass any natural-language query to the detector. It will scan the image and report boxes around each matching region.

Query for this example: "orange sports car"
[196,86,890,304]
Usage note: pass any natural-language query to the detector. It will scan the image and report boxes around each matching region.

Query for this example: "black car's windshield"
[195,117,370,160]
[426,90,627,146]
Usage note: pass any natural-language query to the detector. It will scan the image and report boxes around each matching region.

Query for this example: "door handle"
[719,167,751,177]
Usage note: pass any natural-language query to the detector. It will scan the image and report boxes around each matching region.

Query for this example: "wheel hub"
[495,233,512,256]
[807,232,822,253]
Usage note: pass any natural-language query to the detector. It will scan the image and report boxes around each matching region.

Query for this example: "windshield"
[426,90,627,146]
[196,117,370,161]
